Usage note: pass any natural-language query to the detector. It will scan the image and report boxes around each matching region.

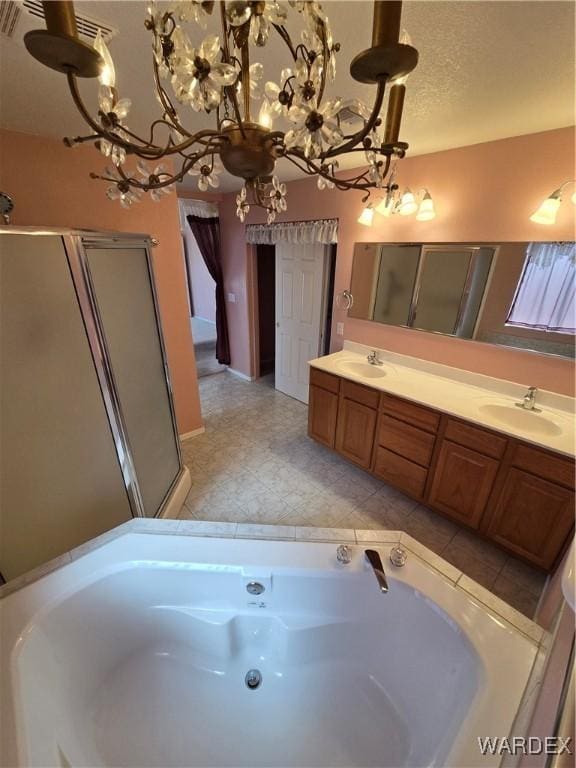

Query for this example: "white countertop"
[309,342,575,458]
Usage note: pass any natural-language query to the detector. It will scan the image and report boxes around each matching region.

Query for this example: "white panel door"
[275,242,327,403]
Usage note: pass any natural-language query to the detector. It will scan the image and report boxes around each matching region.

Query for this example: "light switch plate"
[336,322,344,336]
[227,293,236,303]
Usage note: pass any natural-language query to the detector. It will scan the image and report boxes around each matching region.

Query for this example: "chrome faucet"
[366,350,384,366]
[516,386,541,412]
[365,549,389,593]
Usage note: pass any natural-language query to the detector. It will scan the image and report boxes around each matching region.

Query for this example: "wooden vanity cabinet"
[308,369,340,448]
[335,380,379,469]
[308,369,575,570]
[372,395,439,499]
[427,440,500,527]
[427,418,503,527]
[482,444,575,570]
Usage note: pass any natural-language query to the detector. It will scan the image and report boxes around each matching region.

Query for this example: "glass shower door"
[84,243,181,517]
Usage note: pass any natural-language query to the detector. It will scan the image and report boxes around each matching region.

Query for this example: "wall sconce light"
[416,191,436,221]
[398,188,418,215]
[530,181,576,225]
[357,204,375,227]
[360,187,436,226]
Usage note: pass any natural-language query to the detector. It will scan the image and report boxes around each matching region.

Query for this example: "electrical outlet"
[336,322,344,336]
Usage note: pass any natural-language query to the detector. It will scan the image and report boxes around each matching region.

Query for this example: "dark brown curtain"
[187,214,231,365]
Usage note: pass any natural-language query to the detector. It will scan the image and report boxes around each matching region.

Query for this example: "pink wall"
[0,129,203,433]
[219,127,576,395]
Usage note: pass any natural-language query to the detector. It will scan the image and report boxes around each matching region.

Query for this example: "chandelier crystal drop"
[24,0,419,221]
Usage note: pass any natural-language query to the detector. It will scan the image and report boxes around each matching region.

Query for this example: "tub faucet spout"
[365,549,389,593]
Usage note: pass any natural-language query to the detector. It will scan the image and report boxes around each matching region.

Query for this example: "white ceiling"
[1,1,574,193]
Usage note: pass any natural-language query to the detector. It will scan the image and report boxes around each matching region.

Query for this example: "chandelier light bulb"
[94,30,116,89]
[416,191,436,221]
[529,190,562,225]
[399,188,417,216]
[258,100,274,130]
[357,205,374,227]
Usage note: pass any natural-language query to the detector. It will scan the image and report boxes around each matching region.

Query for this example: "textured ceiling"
[1,1,574,193]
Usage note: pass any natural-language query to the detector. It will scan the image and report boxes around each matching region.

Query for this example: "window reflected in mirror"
[348,242,575,359]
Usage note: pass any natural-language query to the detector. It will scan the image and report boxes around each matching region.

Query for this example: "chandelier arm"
[271,23,298,60]
[316,21,330,106]
[66,72,173,154]
[219,1,246,138]
[240,43,251,122]
[152,60,195,140]
[101,145,218,191]
[285,150,387,192]
[323,80,386,159]
[67,70,224,158]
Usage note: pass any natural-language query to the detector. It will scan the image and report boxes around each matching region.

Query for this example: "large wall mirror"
[349,242,575,359]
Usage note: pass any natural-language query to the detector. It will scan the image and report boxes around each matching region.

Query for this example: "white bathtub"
[1,533,538,768]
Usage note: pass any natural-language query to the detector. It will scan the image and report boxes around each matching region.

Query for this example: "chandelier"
[24,0,419,223]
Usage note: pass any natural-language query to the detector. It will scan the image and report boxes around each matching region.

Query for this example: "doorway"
[254,242,336,403]
[256,245,276,377]
[182,227,226,378]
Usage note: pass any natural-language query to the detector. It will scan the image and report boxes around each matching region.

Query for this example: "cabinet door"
[485,469,574,570]
[427,440,499,528]
[335,397,377,469]
[308,385,338,448]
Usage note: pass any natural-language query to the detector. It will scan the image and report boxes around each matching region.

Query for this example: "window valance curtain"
[506,242,576,334]
[178,199,218,230]
[246,218,338,245]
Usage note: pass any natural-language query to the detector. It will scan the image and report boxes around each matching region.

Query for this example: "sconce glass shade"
[399,188,417,216]
[416,192,436,221]
[357,205,374,226]
[571,191,576,205]
[94,30,116,88]
[529,191,562,225]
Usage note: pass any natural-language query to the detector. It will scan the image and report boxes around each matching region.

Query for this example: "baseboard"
[227,367,255,381]
[179,426,205,441]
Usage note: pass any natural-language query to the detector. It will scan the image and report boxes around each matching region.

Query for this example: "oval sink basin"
[336,360,387,379]
[477,403,564,437]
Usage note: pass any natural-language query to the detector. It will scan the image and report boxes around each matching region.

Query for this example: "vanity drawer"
[341,379,380,409]
[512,443,575,489]
[309,368,340,394]
[445,418,508,459]
[378,415,436,467]
[381,394,440,434]
[373,446,428,499]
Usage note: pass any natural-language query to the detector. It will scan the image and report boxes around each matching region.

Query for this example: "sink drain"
[245,669,262,690]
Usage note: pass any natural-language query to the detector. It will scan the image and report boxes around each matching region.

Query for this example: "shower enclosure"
[0,228,185,581]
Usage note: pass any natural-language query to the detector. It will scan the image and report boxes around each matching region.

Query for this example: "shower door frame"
[407,245,487,335]
[63,231,184,519]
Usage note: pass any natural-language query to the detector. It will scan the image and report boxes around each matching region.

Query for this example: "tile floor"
[180,372,548,619]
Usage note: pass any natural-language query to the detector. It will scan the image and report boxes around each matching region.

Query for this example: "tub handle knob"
[390,545,408,567]
[336,544,352,564]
